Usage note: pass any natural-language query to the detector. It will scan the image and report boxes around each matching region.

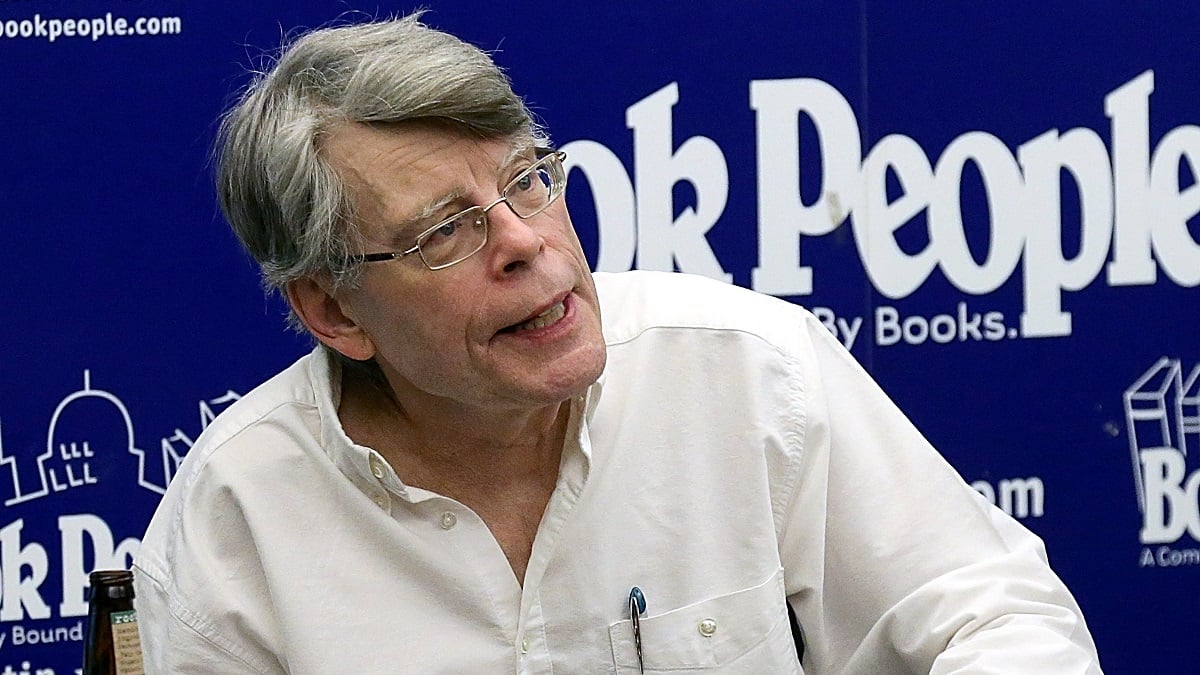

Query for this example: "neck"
[337,360,572,484]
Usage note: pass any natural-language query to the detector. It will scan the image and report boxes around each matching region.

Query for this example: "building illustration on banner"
[0,371,240,506]
[0,373,239,664]
[1124,357,1200,565]
[145,389,238,494]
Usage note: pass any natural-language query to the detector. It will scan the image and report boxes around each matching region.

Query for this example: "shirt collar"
[309,346,604,502]
[308,347,408,502]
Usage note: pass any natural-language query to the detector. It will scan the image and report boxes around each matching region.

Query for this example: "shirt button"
[370,457,385,479]
[440,512,458,530]
[698,618,717,637]
[520,637,529,653]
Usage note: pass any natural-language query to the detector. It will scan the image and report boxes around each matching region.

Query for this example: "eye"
[432,218,462,239]
[513,172,535,192]
[423,212,474,244]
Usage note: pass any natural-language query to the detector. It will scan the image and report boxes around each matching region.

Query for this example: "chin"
[523,344,606,403]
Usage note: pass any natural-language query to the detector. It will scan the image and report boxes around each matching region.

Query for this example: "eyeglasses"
[354,149,567,271]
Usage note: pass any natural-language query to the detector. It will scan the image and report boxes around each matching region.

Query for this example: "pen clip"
[628,587,646,674]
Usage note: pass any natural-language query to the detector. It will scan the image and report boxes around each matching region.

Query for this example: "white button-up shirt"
[134,271,1101,673]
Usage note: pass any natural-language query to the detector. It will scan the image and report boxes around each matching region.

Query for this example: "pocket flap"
[608,568,790,670]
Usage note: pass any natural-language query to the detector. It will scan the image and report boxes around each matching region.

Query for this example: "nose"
[484,201,546,275]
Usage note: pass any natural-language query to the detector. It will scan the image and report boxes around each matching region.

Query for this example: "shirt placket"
[515,393,593,673]
[368,448,530,667]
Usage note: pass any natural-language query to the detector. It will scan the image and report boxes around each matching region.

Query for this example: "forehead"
[323,122,529,190]
[320,122,531,234]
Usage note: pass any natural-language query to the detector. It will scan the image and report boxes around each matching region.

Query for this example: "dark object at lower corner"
[788,601,806,665]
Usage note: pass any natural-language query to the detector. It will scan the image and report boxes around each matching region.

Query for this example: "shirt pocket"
[607,568,802,673]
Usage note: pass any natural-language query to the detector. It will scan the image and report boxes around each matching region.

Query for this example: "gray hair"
[216,13,545,317]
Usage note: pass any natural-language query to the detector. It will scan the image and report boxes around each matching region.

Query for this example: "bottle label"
[110,610,145,675]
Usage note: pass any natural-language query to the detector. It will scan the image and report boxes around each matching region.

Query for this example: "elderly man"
[133,13,1102,674]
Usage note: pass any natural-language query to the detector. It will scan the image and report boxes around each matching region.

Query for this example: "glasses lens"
[417,208,488,269]
[505,153,565,218]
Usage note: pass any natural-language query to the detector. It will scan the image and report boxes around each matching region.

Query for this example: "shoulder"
[136,350,327,564]
[178,352,324,474]
[133,349,343,669]
[593,270,820,352]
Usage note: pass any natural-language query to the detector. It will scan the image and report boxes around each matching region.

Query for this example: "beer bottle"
[83,569,145,675]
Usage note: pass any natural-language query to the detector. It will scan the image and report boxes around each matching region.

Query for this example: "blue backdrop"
[2,2,1197,671]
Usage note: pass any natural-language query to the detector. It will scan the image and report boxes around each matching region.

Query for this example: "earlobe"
[286,278,377,361]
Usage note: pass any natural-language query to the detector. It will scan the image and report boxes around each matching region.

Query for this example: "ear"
[286,277,377,361]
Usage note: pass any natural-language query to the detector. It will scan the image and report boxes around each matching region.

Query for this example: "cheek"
[554,212,586,250]
[349,283,418,351]
[360,285,482,365]
[541,225,587,269]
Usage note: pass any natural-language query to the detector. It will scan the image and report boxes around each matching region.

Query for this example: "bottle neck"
[89,570,136,603]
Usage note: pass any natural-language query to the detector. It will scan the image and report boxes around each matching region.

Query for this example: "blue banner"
[2,2,1196,671]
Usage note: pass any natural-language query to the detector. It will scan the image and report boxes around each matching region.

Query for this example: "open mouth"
[499,300,567,334]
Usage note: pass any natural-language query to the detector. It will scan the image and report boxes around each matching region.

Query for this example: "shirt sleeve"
[776,312,1102,673]
[134,550,286,673]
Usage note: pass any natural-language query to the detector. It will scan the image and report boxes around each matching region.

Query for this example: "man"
[134,13,1102,673]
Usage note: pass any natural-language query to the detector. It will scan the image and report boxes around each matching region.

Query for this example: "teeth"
[513,301,565,332]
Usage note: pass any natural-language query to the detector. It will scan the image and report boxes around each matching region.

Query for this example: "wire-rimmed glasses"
[354,149,567,271]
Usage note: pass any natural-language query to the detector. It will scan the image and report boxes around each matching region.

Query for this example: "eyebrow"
[387,189,467,245]
[383,139,541,245]
[501,137,538,168]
